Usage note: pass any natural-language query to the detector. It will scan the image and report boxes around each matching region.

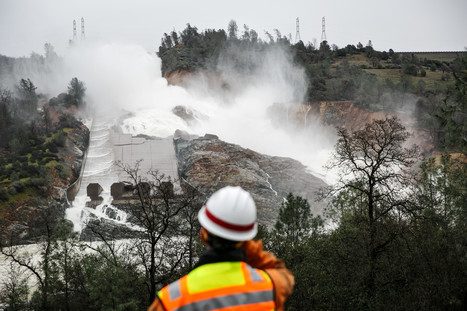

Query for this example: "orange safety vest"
[158,261,275,311]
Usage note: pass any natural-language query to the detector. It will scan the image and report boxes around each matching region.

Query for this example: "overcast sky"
[1,0,466,58]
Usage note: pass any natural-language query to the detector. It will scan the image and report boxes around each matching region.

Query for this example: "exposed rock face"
[174,133,327,226]
[164,70,227,91]
[172,105,209,126]
[270,101,435,155]
[172,105,197,125]
[62,123,90,180]
[0,199,69,245]
[164,70,193,86]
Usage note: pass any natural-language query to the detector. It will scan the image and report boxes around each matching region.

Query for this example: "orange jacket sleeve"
[243,239,295,311]
[147,297,165,311]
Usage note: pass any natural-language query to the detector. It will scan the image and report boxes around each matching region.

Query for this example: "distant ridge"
[394,51,465,62]
[396,51,466,54]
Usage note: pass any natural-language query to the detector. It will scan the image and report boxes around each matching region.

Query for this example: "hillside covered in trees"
[0,52,90,246]
[158,21,466,153]
[0,62,89,204]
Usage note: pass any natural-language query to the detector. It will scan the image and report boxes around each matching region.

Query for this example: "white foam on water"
[66,114,121,232]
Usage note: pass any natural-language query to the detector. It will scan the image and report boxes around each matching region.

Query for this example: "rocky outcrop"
[65,124,89,177]
[270,101,435,155]
[174,133,327,226]
[79,214,139,241]
[172,105,208,126]
[311,101,434,154]
[63,123,90,202]
[164,70,227,90]
[61,123,90,180]
[0,199,69,245]
[164,70,193,86]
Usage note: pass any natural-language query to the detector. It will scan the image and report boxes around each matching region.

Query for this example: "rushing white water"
[66,114,129,232]
[51,42,337,232]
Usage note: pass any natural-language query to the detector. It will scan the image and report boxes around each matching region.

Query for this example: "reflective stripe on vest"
[158,261,275,311]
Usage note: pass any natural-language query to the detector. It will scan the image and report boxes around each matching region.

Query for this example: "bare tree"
[325,116,420,309]
[117,161,203,303]
[0,261,29,310]
[179,183,204,270]
[0,212,54,310]
[0,205,76,310]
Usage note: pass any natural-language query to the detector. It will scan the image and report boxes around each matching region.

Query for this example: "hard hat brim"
[198,205,258,241]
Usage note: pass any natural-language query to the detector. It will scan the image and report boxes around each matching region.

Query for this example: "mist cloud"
[2,41,336,178]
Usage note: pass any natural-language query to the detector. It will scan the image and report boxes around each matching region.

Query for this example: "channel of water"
[66,114,128,233]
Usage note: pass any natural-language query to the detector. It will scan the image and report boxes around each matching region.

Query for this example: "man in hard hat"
[148,186,294,311]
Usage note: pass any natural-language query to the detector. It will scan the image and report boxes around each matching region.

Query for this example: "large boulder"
[79,213,140,241]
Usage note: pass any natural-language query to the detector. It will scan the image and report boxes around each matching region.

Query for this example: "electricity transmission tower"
[295,17,301,43]
[73,20,77,41]
[81,17,85,40]
[321,17,327,43]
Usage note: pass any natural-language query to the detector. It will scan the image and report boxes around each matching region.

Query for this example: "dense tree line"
[158,20,293,75]
[158,22,460,104]
[265,117,466,310]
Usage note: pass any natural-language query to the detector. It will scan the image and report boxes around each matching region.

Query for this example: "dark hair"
[206,232,239,251]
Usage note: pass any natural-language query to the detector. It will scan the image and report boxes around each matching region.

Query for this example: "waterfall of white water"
[66,114,128,232]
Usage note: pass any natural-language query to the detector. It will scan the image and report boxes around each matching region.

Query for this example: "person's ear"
[200,227,209,244]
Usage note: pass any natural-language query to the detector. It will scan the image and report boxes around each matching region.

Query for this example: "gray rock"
[174,136,328,227]
[79,216,140,241]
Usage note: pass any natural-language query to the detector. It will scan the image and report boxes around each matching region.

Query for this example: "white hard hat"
[198,186,257,241]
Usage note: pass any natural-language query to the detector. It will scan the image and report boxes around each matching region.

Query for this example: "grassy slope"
[398,51,463,62]
[332,52,464,89]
